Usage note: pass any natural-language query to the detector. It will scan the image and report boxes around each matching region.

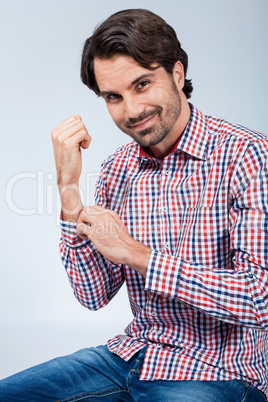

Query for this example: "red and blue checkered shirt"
[60,104,268,397]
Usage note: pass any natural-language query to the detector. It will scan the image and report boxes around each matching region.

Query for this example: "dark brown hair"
[80,9,193,99]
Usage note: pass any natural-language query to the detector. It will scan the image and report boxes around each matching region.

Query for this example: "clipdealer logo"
[5,171,99,218]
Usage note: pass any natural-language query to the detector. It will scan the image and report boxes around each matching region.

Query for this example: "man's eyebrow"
[99,90,118,97]
[99,72,156,97]
[129,72,156,88]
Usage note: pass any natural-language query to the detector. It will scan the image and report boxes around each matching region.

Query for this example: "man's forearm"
[51,114,91,223]
[59,183,83,223]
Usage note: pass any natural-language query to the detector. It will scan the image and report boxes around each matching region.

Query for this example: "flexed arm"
[51,115,91,222]
[52,117,126,310]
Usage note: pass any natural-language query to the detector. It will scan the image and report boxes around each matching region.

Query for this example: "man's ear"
[172,61,185,91]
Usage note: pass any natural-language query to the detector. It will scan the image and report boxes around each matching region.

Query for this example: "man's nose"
[124,96,144,120]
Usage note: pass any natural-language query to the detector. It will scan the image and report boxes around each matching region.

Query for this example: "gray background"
[1,0,267,378]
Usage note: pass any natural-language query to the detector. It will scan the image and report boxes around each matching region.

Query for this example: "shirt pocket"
[176,206,229,268]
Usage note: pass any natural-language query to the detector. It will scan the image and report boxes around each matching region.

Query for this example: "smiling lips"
[127,112,158,131]
[132,114,157,129]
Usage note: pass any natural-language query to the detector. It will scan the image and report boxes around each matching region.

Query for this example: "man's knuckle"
[51,129,58,140]
[62,139,70,149]
[106,210,113,218]
[111,210,118,218]
[77,122,85,131]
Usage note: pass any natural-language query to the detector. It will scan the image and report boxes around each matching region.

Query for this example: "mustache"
[125,107,162,128]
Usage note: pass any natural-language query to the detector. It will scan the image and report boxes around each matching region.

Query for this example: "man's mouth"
[128,113,158,130]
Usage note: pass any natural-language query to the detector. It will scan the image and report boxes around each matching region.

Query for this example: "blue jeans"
[0,345,266,401]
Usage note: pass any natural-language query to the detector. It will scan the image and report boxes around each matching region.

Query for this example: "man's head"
[80,9,193,99]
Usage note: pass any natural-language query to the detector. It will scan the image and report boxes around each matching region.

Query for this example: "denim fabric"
[0,345,266,401]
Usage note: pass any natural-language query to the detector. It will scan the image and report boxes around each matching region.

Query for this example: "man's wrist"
[125,240,151,277]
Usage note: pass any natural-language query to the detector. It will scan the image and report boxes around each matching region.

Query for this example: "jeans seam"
[251,388,267,402]
[240,383,267,402]
[56,387,131,401]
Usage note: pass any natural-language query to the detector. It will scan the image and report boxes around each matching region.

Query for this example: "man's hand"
[51,115,91,222]
[77,206,151,277]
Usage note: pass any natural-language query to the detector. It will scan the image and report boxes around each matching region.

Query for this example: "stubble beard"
[117,79,182,148]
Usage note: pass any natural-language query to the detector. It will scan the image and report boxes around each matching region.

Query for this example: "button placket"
[160,162,172,256]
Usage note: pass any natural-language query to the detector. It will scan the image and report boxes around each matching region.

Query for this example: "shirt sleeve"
[59,164,125,311]
[145,141,268,331]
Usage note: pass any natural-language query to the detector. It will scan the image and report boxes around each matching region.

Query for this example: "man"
[1,8,267,401]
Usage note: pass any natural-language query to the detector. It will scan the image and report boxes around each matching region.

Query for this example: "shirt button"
[152,311,156,316]
[165,170,171,176]
[162,206,167,212]
[157,343,161,348]
[165,243,170,249]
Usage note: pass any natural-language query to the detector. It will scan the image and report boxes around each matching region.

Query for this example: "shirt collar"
[177,103,208,161]
[139,104,209,161]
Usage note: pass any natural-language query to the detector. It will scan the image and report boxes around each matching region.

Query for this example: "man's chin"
[126,130,164,148]
[136,134,165,149]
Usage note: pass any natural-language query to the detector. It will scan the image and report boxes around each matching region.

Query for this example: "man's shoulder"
[207,113,267,145]
[204,112,268,159]
[100,141,139,169]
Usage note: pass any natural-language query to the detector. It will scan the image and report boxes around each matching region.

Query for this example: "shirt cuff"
[145,250,184,298]
[60,219,89,249]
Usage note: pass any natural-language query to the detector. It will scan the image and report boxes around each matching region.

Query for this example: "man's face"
[94,55,184,155]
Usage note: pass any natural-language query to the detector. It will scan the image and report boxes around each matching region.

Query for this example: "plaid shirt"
[60,104,268,397]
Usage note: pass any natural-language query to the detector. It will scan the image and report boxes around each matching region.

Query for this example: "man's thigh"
[130,377,266,402]
[0,345,133,401]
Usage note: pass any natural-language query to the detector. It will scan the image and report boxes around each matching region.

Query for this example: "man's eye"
[137,81,149,90]
[107,94,120,100]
